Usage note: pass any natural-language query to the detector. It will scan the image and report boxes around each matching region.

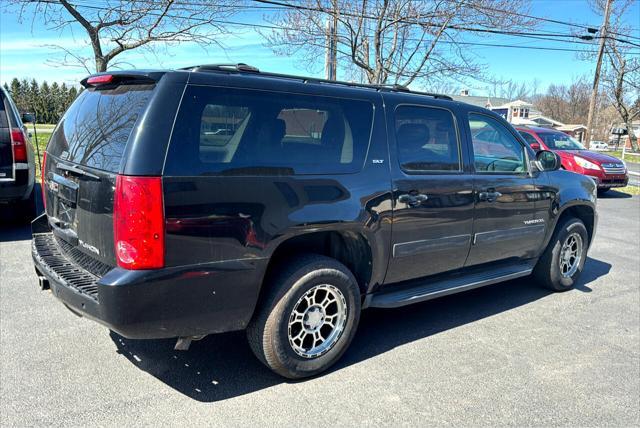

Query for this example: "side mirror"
[21,112,35,123]
[530,142,540,151]
[535,150,561,171]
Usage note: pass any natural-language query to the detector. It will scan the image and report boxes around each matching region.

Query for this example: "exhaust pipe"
[174,335,206,351]
[38,275,50,291]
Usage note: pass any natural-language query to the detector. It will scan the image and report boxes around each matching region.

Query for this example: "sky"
[1,0,639,96]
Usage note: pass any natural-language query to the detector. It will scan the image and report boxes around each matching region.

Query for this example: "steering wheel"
[486,157,519,172]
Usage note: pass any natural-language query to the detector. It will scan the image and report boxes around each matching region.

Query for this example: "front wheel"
[247,254,361,379]
[534,217,589,291]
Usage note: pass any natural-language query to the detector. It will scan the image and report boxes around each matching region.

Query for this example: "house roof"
[511,117,538,126]
[449,95,511,108]
[557,124,587,132]
[494,99,533,109]
[530,115,565,127]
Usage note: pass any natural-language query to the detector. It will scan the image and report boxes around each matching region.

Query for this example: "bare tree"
[602,43,640,150]
[488,80,532,101]
[6,0,239,73]
[586,0,640,150]
[261,0,536,86]
[533,77,593,125]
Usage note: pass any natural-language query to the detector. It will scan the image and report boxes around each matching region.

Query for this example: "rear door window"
[394,105,461,172]
[48,84,154,172]
[164,86,374,176]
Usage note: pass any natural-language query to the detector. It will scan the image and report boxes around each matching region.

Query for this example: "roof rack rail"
[182,63,453,100]
[181,63,260,73]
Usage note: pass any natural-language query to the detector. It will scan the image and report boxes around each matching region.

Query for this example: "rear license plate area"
[52,172,79,225]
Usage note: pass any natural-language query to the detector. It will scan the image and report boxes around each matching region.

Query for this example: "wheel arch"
[262,230,374,295]
[550,203,596,249]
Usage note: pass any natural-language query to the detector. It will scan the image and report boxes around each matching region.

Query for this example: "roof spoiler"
[80,71,165,88]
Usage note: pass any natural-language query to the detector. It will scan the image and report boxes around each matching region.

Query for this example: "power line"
[253,0,640,47]
[25,0,640,55]
[282,0,640,41]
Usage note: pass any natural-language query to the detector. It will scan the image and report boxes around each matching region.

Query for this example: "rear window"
[48,84,154,172]
[164,86,374,176]
[0,96,8,128]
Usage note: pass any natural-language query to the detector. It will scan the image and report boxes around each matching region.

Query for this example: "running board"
[369,263,534,309]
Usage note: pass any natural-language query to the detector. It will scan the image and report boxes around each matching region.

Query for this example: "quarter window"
[469,114,526,173]
[394,106,460,172]
[165,86,374,176]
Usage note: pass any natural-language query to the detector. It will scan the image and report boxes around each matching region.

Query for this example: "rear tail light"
[10,128,28,162]
[113,175,165,269]
[41,151,47,211]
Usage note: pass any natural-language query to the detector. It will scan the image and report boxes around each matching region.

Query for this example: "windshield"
[537,132,585,150]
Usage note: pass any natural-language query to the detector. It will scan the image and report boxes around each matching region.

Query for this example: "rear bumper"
[0,168,33,202]
[31,215,267,339]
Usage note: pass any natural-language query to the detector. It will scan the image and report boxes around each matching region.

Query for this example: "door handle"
[478,190,502,202]
[398,193,428,207]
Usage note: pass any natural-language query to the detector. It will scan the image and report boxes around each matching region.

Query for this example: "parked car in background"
[32,66,598,379]
[0,86,36,221]
[589,141,610,151]
[517,126,628,195]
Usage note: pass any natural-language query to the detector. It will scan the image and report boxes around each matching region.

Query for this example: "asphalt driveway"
[1,194,638,426]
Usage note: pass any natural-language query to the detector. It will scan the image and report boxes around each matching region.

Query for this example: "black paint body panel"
[31,68,598,339]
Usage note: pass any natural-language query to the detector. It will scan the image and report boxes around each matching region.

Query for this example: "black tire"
[597,188,609,197]
[533,216,589,291]
[247,254,361,379]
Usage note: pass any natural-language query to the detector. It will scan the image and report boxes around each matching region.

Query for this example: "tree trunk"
[95,56,107,72]
[625,119,638,151]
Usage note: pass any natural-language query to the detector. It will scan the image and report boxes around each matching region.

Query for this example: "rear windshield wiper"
[56,163,101,180]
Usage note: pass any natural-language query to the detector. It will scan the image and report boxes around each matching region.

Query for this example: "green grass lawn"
[601,150,640,161]
[30,130,51,182]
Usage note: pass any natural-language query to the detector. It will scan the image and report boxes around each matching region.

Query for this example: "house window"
[523,108,529,118]
[512,108,519,118]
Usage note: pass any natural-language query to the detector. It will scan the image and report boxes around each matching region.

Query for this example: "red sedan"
[517,126,628,195]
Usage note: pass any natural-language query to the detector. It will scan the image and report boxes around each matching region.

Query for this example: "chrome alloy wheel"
[559,232,583,278]
[288,284,348,359]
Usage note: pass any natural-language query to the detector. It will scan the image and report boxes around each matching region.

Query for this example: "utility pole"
[325,16,337,80]
[585,0,613,149]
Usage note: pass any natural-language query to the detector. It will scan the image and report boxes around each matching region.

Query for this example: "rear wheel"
[534,217,588,291]
[247,254,361,379]
[597,188,610,197]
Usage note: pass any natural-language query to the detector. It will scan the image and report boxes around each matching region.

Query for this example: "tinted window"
[519,131,539,146]
[165,86,374,176]
[395,106,460,172]
[0,96,8,128]
[469,114,526,173]
[48,85,154,172]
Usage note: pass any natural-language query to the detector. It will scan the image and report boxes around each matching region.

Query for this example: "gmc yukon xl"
[32,65,597,378]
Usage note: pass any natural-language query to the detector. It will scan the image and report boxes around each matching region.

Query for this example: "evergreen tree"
[2,78,80,123]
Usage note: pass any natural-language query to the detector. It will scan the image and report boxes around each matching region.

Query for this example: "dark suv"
[1,86,36,220]
[32,65,597,379]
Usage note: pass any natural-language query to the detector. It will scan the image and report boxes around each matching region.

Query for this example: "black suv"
[32,65,597,379]
[1,86,36,220]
